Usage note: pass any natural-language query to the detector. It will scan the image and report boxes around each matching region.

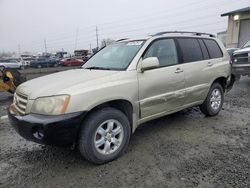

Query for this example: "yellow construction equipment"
[0,67,20,94]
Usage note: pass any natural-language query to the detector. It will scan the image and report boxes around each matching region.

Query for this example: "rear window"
[177,38,203,63]
[203,39,223,59]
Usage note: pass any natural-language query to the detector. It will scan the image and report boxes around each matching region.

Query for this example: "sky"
[0,0,250,53]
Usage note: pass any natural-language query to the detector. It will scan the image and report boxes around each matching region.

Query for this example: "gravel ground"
[0,77,250,188]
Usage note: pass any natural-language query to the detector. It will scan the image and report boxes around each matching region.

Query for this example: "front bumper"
[8,105,87,146]
[232,64,250,76]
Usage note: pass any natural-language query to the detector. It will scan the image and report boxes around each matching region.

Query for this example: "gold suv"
[8,31,235,164]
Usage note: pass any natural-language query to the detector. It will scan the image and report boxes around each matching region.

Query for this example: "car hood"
[234,47,250,54]
[17,69,120,99]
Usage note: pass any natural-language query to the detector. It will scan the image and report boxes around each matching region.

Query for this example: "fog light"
[33,127,45,140]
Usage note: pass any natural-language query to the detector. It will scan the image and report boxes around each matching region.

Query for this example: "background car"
[59,58,84,66]
[0,59,23,69]
[30,57,59,68]
[231,39,250,79]
[227,48,239,60]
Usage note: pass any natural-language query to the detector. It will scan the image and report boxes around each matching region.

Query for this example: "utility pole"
[89,43,93,54]
[96,26,99,49]
[74,27,79,50]
[18,44,21,54]
[44,39,47,54]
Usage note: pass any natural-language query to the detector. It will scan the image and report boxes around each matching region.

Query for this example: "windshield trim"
[82,40,146,71]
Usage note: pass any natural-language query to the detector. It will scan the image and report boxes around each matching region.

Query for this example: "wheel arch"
[212,76,227,92]
[82,99,135,133]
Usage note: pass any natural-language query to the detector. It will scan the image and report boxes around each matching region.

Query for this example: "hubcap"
[210,88,222,110]
[94,119,124,155]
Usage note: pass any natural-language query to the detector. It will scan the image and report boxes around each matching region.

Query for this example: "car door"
[11,61,19,68]
[72,59,77,66]
[7,61,16,68]
[138,38,186,119]
[176,38,219,105]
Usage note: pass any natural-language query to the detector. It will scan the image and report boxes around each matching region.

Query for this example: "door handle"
[175,68,183,73]
[207,62,213,67]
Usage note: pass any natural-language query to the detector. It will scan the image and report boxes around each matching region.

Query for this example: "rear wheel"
[200,82,224,116]
[78,107,131,164]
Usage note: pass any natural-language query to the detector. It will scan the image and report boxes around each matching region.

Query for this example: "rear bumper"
[8,106,87,146]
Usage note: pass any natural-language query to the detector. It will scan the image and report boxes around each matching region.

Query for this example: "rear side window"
[198,39,209,60]
[203,39,223,58]
[143,39,178,67]
[177,38,203,63]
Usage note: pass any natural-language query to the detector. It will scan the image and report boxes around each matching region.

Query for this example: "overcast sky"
[1,0,250,53]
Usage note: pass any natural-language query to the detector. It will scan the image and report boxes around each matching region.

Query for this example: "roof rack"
[116,38,130,42]
[153,31,215,38]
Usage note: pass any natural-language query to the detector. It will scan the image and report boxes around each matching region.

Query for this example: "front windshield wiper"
[84,66,112,70]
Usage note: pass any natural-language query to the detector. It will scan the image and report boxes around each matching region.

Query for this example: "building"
[221,6,250,48]
[217,31,227,46]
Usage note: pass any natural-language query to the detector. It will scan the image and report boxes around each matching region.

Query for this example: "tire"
[200,82,224,116]
[37,65,42,69]
[0,66,5,71]
[78,107,131,164]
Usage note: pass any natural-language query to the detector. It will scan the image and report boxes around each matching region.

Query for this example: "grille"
[233,53,249,64]
[13,92,28,115]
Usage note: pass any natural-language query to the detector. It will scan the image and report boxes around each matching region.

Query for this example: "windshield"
[242,40,250,49]
[82,41,145,70]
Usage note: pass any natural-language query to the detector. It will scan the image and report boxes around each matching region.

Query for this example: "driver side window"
[143,39,178,67]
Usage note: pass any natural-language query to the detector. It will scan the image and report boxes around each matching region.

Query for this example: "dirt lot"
[0,77,250,188]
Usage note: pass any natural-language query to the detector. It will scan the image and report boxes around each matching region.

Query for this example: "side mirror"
[141,57,160,72]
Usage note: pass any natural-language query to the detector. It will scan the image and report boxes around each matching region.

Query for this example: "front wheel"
[78,107,131,164]
[200,82,224,116]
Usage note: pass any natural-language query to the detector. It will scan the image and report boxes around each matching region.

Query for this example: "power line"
[17,0,248,52]
[27,19,226,52]
[25,0,232,47]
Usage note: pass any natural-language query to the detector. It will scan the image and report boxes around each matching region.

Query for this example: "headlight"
[31,95,70,115]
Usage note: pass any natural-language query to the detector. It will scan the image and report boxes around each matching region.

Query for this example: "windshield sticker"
[126,41,143,46]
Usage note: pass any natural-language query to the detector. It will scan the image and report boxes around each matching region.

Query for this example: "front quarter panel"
[63,71,139,121]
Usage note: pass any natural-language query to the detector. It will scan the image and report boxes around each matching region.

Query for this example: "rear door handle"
[175,68,184,73]
[207,62,213,67]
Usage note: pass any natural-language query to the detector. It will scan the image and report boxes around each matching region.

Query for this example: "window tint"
[143,39,178,66]
[203,39,223,58]
[177,38,203,63]
[198,39,209,60]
